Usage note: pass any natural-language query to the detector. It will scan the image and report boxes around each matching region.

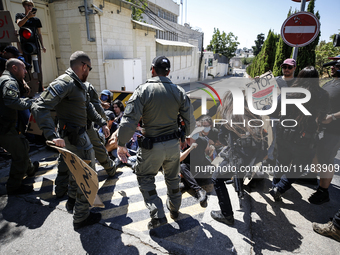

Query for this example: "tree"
[295,0,320,76]
[315,35,340,77]
[252,33,265,56]
[247,30,278,77]
[272,8,293,76]
[207,28,240,60]
[126,0,147,21]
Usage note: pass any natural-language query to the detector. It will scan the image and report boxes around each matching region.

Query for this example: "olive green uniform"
[31,68,107,223]
[85,82,115,176]
[118,76,195,219]
[0,71,36,192]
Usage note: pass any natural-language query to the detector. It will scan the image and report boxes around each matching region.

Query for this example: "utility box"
[105,59,142,91]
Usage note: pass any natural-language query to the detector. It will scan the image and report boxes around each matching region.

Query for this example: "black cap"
[4,46,22,57]
[105,110,115,121]
[323,60,340,67]
[151,56,170,71]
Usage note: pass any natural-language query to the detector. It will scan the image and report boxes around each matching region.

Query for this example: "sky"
[174,0,339,49]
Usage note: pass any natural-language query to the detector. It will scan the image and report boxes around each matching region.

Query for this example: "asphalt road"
[1,76,340,254]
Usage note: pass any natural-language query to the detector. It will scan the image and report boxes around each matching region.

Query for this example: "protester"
[179,127,208,206]
[16,0,46,92]
[100,89,113,111]
[308,57,340,205]
[268,66,329,202]
[112,99,124,124]
[117,56,195,229]
[211,91,267,225]
[263,58,297,167]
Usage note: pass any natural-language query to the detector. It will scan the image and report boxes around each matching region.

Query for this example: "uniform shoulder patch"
[60,74,72,82]
[124,103,133,115]
[6,88,18,98]
[8,83,19,91]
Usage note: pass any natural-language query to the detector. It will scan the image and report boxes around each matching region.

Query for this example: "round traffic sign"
[281,11,320,47]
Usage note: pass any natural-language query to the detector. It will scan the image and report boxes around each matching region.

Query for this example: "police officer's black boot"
[147,217,168,230]
[66,197,76,213]
[73,212,102,230]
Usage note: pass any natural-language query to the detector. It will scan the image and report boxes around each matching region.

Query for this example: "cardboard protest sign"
[0,11,18,43]
[46,141,104,208]
[26,113,43,135]
[26,111,57,135]
[245,71,280,110]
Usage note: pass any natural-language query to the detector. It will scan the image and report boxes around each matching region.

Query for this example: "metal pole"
[292,0,306,60]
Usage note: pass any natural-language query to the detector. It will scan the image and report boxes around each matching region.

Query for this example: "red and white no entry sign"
[281,11,320,48]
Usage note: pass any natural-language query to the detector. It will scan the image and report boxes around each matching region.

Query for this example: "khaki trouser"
[0,126,35,191]
[56,132,95,223]
[135,138,181,219]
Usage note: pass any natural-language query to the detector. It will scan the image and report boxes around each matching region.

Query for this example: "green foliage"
[295,0,320,76]
[252,33,265,56]
[126,0,147,21]
[242,57,254,66]
[272,8,293,76]
[315,36,340,77]
[207,28,240,60]
[247,30,278,77]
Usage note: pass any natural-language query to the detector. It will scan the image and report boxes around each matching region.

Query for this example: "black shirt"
[276,76,295,89]
[322,79,340,134]
[182,137,210,167]
[15,13,42,46]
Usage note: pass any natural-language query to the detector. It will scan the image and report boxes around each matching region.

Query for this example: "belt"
[149,132,178,143]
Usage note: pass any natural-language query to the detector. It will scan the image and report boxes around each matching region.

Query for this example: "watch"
[332,114,337,121]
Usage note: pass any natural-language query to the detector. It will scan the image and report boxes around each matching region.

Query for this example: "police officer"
[0,58,38,195]
[31,51,110,230]
[117,56,195,229]
[85,81,116,177]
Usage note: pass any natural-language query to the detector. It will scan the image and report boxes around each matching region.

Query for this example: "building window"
[208,58,213,67]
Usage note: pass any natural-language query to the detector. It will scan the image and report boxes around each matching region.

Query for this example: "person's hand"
[52,138,65,148]
[180,140,187,150]
[117,145,131,163]
[101,101,110,109]
[27,10,35,19]
[23,80,31,94]
[102,125,110,138]
[190,143,198,150]
[322,114,333,124]
[42,47,46,53]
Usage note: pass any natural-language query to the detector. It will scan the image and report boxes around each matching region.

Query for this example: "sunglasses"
[282,65,294,70]
[81,61,92,71]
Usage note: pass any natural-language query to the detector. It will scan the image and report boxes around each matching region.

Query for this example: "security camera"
[91,4,103,15]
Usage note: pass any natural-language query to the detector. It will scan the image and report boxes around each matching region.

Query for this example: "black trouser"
[212,171,233,217]
[180,163,201,191]
[273,137,315,193]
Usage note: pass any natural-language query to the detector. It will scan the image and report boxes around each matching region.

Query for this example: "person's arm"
[31,83,65,141]
[36,28,46,53]
[2,81,33,110]
[180,143,197,162]
[106,129,118,152]
[16,11,35,27]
